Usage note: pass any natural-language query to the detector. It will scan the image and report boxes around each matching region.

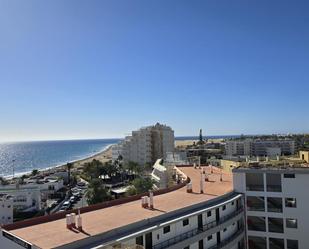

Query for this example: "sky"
[0,0,309,142]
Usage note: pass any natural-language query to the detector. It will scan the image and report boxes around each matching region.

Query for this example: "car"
[69,196,76,203]
[58,208,66,212]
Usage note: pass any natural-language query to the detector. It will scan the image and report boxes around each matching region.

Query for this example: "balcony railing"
[152,207,244,249]
[208,226,245,249]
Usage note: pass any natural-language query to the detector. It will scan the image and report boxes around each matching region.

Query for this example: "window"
[222,205,226,210]
[246,173,264,191]
[198,240,204,249]
[284,174,295,178]
[136,236,143,246]
[163,226,170,234]
[223,228,227,232]
[269,238,284,249]
[248,236,266,249]
[286,218,298,228]
[287,240,298,249]
[267,197,282,213]
[231,201,234,205]
[247,196,265,211]
[266,174,282,192]
[247,216,266,232]
[183,247,189,249]
[207,235,212,241]
[268,218,284,233]
[285,198,297,208]
[207,211,211,217]
[183,219,189,226]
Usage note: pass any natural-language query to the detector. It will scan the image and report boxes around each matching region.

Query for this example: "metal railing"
[208,226,244,249]
[152,207,244,249]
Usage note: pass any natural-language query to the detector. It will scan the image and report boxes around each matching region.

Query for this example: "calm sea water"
[0,139,120,177]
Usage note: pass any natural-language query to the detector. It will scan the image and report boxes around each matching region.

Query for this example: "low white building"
[0,186,41,212]
[0,194,13,225]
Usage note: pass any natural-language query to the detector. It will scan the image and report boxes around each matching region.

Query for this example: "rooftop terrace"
[3,166,232,249]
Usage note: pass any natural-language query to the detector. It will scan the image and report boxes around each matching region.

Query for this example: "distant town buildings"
[112,123,175,165]
[225,139,295,157]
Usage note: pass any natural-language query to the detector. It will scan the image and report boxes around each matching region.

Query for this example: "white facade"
[233,167,308,249]
[112,123,175,165]
[0,187,41,212]
[225,139,295,157]
[0,194,13,225]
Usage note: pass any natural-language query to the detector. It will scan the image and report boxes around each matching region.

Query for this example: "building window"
[269,238,284,249]
[207,211,211,217]
[266,174,282,192]
[207,235,212,241]
[286,218,298,229]
[136,236,143,246]
[183,219,189,226]
[284,174,295,178]
[246,173,264,191]
[248,236,266,249]
[198,240,204,249]
[287,240,298,249]
[223,228,227,232]
[267,197,283,213]
[247,216,266,232]
[163,226,170,234]
[222,205,226,210]
[183,247,189,249]
[268,218,284,233]
[285,198,297,208]
[231,201,234,205]
[247,196,265,211]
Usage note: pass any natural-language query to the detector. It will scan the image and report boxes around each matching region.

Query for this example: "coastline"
[5,144,115,179]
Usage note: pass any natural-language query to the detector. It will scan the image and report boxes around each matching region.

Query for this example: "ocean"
[0,139,120,177]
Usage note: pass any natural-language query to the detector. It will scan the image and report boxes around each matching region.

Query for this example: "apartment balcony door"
[198,214,203,230]
[145,232,152,249]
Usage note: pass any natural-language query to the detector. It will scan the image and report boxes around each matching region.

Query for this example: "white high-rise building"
[112,123,175,165]
[233,164,308,249]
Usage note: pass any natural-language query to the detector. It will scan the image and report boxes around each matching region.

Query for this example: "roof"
[5,166,232,249]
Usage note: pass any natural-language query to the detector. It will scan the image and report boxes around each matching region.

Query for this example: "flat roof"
[6,166,232,249]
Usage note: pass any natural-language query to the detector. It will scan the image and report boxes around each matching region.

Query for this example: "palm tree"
[66,163,73,186]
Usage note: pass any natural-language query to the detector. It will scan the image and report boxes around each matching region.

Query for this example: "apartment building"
[0,194,13,225]
[0,166,245,249]
[225,139,295,157]
[112,123,175,165]
[0,186,41,212]
[233,164,309,249]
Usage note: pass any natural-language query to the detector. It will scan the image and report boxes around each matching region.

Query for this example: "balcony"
[208,226,245,249]
[152,207,244,249]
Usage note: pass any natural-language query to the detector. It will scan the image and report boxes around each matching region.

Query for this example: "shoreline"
[4,144,115,179]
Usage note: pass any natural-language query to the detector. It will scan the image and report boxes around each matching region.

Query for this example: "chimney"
[141,196,148,208]
[149,191,154,209]
[200,173,205,194]
[186,182,192,193]
[66,214,72,229]
[70,213,76,228]
[77,208,82,231]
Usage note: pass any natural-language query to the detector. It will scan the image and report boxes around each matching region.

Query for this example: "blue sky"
[0,1,309,141]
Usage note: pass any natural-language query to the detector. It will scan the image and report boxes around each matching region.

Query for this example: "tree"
[86,179,111,205]
[31,169,39,176]
[131,177,154,194]
[66,163,73,186]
